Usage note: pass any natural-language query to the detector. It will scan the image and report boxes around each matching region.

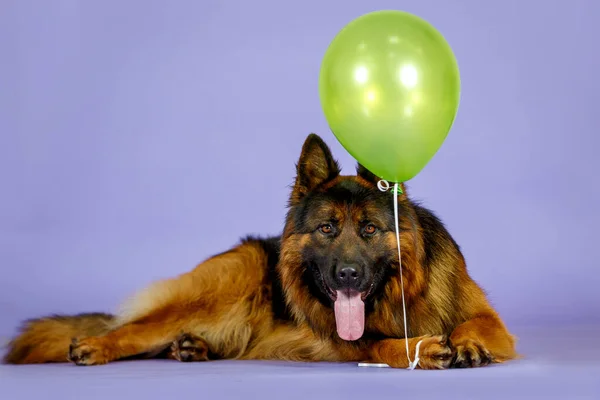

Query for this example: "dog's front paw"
[451,338,493,368]
[373,335,454,369]
[415,335,455,370]
[67,338,112,366]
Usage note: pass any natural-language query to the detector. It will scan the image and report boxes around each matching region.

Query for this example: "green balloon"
[319,10,461,183]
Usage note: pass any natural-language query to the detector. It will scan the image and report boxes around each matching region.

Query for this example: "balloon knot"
[377,180,403,194]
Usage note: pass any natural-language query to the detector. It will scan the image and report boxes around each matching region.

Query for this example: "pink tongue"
[334,290,365,341]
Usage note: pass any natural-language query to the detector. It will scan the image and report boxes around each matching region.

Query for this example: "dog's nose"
[335,263,362,288]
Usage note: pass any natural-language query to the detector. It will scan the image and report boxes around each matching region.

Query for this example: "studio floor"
[1,324,598,400]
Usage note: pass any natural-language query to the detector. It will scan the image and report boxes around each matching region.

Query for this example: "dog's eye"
[363,224,378,235]
[319,224,333,234]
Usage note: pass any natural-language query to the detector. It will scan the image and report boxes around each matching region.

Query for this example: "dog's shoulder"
[239,235,291,321]
[239,235,281,271]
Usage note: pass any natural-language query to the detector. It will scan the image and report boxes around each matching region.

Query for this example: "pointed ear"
[290,134,341,204]
[356,163,407,198]
[356,163,380,184]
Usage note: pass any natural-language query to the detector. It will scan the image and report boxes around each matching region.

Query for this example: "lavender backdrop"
[1,0,598,342]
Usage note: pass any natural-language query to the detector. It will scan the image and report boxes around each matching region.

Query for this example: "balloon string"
[357,179,420,370]
[388,181,420,370]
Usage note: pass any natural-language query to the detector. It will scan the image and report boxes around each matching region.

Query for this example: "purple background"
[1,0,599,399]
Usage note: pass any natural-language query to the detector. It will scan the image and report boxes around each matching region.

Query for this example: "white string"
[377,179,390,192]
[358,180,420,370]
[392,182,420,370]
[408,339,423,370]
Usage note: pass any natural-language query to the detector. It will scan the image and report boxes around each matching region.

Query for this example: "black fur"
[241,235,291,322]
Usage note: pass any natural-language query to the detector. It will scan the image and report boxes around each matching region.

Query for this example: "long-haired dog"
[4,133,517,369]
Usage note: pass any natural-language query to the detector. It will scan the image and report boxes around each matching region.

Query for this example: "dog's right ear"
[356,163,380,184]
[290,133,341,205]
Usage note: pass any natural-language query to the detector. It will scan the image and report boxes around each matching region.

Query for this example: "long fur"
[3,133,517,369]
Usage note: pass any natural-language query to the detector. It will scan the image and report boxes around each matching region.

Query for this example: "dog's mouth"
[314,268,374,342]
[320,277,375,302]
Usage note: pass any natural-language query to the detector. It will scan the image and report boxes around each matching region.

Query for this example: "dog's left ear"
[356,163,407,197]
[290,133,341,205]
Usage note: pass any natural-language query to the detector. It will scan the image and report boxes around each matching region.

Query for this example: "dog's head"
[279,133,418,342]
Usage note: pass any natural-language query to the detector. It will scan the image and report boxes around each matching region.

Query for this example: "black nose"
[335,263,362,288]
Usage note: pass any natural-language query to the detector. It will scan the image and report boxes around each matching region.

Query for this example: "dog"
[3,133,517,369]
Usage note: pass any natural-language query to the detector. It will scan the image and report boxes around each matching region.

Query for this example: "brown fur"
[3,133,517,369]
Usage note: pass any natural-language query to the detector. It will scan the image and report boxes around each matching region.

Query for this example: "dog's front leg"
[368,335,454,369]
[449,313,517,368]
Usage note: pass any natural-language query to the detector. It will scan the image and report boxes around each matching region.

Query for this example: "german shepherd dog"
[3,134,517,369]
